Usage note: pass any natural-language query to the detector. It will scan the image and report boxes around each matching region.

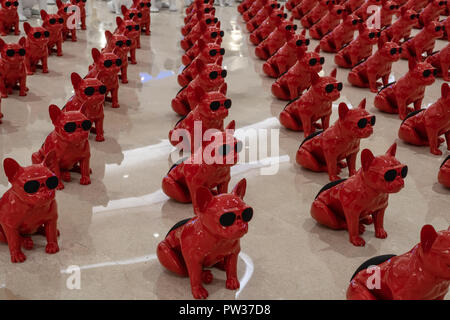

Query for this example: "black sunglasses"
[286,25,298,31]
[296,39,310,46]
[357,116,376,128]
[423,69,437,77]
[390,47,402,54]
[5,1,19,7]
[325,0,335,4]
[104,59,122,67]
[211,31,224,38]
[210,99,232,110]
[24,176,59,194]
[209,70,227,79]
[410,14,419,19]
[34,31,50,38]
[218,141,243,156]
[49,17,64,24]
[84,85,107,96]
[309,57,325,66]
[75,0,87,2]
[389,4,400,9]
[219,208,253,227]
[6,48,26,57]
[116,40,132,47]
[368,32,381,38]
[205,18,218,24]
[271,3,281,8]
[140,2,151,7]
[64,120,92,133]
[325,82,343,93]
[435,26,444,32]
[277,13,288,18]
[439,1,447,5]
[384,166,408,182]
[209,48,225,56]
[352,19,364,25]
[337,9,343,14]
[126,25,140,31]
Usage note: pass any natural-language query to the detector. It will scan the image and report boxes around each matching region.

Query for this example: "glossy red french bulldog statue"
[353,0,382,20]
[425,43,450,81]
[246,1,282,32]
[86,48,121,109]
[291,0,317,20]
[254,19,297,60]
[180,14,219,51]
[185,2,214,25]
[398,83,450,155]
[172,60,227,116]
[300,0,333,29]
[182,26,224,66]
[375,0,399,29]
[169,87,234,152]
[114,16,140,64]
[162,130,241,207]
[319,12,363,53]
[56,0,77,42]
[271,45,323,100]
[0,152,60,263]
[347,224,450,299]
[334,23,380,68]
[242,0,267,21]
[262,30,309,78]
[380,6,419,42]
[418,0,448,28]
[32,104,91,189]
[297,99,375,181]
[311,143,407,247]
[64,72,107,142]
[279,69,341,137]
[238,0,258,14]
[121,5,143,45]
[348,41,401,93]
[308,3,345,39]
[131,0,151,35]
[103,30,131,84]
[70,0,87,30]
[0,0,19,36]
[40,10,64,57]
[374,58,436,120]
[248,9,285,45]
[0,37,27,98]
[182,6,215,35]
[400,20,444,60]
[439,156,450,188]
[23,22,49,75]
[178,39,224,87]
[157,178,252,300]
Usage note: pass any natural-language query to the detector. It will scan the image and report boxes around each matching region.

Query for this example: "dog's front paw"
[192,285,209,299]
[226,278,240,290]
[45,242,59,254]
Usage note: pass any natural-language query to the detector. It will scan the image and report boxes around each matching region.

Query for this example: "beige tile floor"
[0,0,449,300]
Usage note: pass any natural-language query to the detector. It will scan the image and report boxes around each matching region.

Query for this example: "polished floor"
[0,1,449,300]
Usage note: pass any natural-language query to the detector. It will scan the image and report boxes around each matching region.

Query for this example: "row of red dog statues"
[0,0,151,124]
[238,0,450,300]
[0,0,151,266]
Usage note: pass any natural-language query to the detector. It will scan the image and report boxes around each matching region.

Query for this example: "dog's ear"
[56,0,63,9]
[19,37,26,47]
[121,5,128,16]
[232,178,247,200]
[314,45,320,53]
[23,22,31,35]
[43,150,58,173]
[71,72,82,89]
[358,98,366,110]
[361,149,375,171]
[400,6,406,16]
[358,22,366,34]
[338,102,349,120]
[116,16,124,28]
[311,72,321,85]
[386,143,397,157]
[105,30,113,42]
[329,68,337,78]
[0,38,5,51]
[40,9,48,20]
[225,120,235,131]
[441,83,449,99]
[3,158,22,183]
[420,224,438,253]
[49,104,62,126]
[92,48,101,63]
[408,56,417,70]
[216,21,221,29]
[301,29,306,36]
[195,186,214,213]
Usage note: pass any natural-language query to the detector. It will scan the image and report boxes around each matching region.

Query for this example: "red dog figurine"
[180,14,219,51]
[334,23,380,68]
[32,105,92,189]
[255,19,297,60]
[367,0,399,29]
[279,69,341,137]
[157,178,252,300]
[185,2,214,25]
[438,156,450,188]
[426,43,450,81]
[248,8,285,45]
[178,39,224,87]
[23,22,49,76]
[296,99,375,181]
[169,87,234,152]
[347,224,450,299]
[246,1,281,32]
[418,0,448,28]
[103,30,131,84]
[291,0,317,20]
[398,83,450,155]
[262,30,309,78]
[172,60,227,116]
[271,45,323,100]
[354,0,382,20]
[70,0,87,30]
[400,21,444,60]
[348,41,401,93]
[114,16,140,64]
[403,0,429,12]
[162,130,241,207]
[286,0,301,11]
[182,6,215,35]
[86,48,121,109]
[300,0,333,29]
[242,0,267,22]
[380,6,419,42]
[41,10,64,57]
[182,26,224,66]
[64,72,107,142]
[0,0,19,36]
[374,58,436,120]
[342,0,365,13]
[132,0,151,35]
[238,0,257,14]
[311,143,407,246]
[0,152,60,263]
[56,0,77,42]
[0,37,27,98]
[319,12,363,53]
[308,3,345,40]
[121,5,143,47]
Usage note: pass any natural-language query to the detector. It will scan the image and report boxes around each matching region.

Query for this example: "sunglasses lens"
[423,70,431,77]
[220,212,236,227]
[221,70,227,78]
[116,41,123,47]
[49,18,56,24]
[135,25,140,30]
[224,99,232,109]
[390,5,394,9]
[370,116,376,126]
[19,49,25,56]
[5,2,11,6]
[219,144,231,156]
[209,71,218,79]
[325,84,334,93]
[410,14,415,19]
[44,31,50,37]
[211,32,217,38]
[46,176,59,190]
[242,208,253,222]
[220,48,225,55]
[82,120,92,131]
[6,49,14,57]
[337,82,343,91]
[352,20,357,25]
[235,141,243,153]
[140,3,144,6]
[320,57,325,64]
[127,26,132,31]
[84,87,95,96]
[34,32,41,38]
[206,19,211,24]
[104,60,113,67]
[369,33,375,38]
[64,7,68,12]
[24,180,40,194]
[126,40,132,46]
[220,31,224,37]
[138,13,142,17]
[401,166,408,178]
[309,58,317,66]
[436,26,441,31]
[390,48,397,55]
[59,18,64,23]
[305,39,310,45]
[293,25,297,30]
[210,101,220,110]
[116,59,122,66]
[384,169,397,182]
[64,122,77,133]
[99,85,107,94]
[209,49,217,56]
[147,2,151,6]
[357,118,368,128]
[398,47,402,53]
[286,26,291,30]
[129,13,135,18]
[296,40,302,46]
[337,9,342,14]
